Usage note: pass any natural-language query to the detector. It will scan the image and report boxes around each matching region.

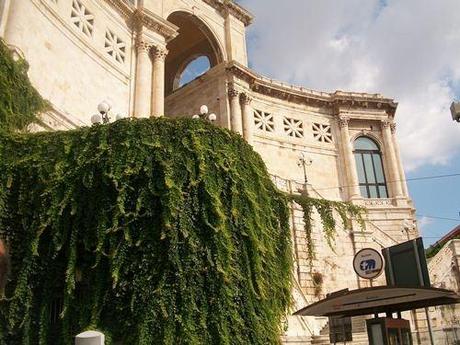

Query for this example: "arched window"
[354,137,388,198]
[178,56,210,88]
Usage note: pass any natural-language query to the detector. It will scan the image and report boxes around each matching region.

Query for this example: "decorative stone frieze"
[283,117,304,138]
[312,123,333,143]
[105,30,126,64]
[71,0,94,37]
[226,62,398,117]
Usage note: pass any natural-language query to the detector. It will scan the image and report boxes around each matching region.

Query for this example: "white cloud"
[240,0,460,171]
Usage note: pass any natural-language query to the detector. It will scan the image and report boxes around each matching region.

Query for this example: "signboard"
[353,248,384,280]
[382,237,430,287]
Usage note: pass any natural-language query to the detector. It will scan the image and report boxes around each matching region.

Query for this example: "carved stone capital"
[390,122,397,134]
[152,47,168,61]
[337,116,350,128]
[240,93,252,105]
[136,39,153,54]
[228,87,239,99]
[381,120,391,130]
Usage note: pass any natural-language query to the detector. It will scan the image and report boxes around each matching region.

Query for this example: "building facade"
[0,0,435,343]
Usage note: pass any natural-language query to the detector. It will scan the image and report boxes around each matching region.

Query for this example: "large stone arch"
[165,11,224,96]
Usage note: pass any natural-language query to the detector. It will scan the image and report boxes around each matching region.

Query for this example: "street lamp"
[297,152,312,195]
[450,101,460,122]
[192,105,217,122]
[91,101,126,125]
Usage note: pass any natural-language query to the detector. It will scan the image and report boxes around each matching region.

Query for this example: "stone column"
[240,93,253,144]
[228,86,243,135]
[134,39,153,118]
[151,47,168,117]
[338,116,361,199]
[382,120,403,198]
[391,123,409,197]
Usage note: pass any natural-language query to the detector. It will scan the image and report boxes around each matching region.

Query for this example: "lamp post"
[192,105,217,122]
[297,152,312,195]
[91,101,125,125]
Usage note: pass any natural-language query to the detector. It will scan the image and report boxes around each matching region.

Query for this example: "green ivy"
[288,194,366,264]
[0,39,47,132]
[0,118,293,345]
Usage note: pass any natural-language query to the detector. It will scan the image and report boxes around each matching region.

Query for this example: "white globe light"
[192,114,200,119]
[199,105,208,115]
[208,113,217,122]
[115,113,125,121]
[97,101,110,114]
[91,113,102,124]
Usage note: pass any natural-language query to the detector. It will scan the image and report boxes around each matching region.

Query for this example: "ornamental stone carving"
[228,87,239,99]
[152,47,168,60]
[390,122,397,134]
[136,39,153,54]
[240,93,252,105]
[337,116,350,128]
[381,120,391,129]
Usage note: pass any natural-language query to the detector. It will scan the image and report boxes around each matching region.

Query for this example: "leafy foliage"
[0,119,292,345]
[0,39,47,132]
[288,194,366,263]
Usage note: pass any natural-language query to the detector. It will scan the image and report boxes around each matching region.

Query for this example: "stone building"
[0,0,437,343]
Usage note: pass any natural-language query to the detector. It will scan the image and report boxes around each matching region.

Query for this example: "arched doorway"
[165,12,223,96]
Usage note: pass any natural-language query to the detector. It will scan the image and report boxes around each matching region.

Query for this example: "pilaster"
[134,37,153,118]
[240,93,253,144]
[228,85,243,135]
[151,46,168,117]
[381,120,403,199]
[337,115,361,200]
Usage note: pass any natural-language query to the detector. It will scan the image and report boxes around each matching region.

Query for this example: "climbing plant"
[0,38,367,343]
[288,193,366,264]
[0,118,293,345]
[0,38,47,132]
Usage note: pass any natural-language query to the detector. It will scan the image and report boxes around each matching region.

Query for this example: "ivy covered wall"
[0,39,46,132]
[0,119,293,345]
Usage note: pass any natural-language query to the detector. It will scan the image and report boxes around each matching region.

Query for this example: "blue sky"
[238,0,460,246]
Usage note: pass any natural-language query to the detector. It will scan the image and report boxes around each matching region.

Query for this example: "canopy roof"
[294,286,460,317]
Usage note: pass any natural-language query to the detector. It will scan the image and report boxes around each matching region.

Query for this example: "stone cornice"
[102,1,178,41]
[203,0,254,26]
[226,61,398,117]
[104,0,135,19]
[133,8,178,42]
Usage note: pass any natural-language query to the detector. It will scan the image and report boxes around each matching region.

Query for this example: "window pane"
[360,185,368,198]
[369,185,378,198]
[354,137,379,150]
[363,154,375,183]
[379,186,388,198]
[372,154,385,183]
[354,154,366,183]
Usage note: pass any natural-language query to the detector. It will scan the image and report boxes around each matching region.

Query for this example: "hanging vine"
[288,193,366,264]
[0,38,47,132]
[0,37,368,344]
[0,118,293,345]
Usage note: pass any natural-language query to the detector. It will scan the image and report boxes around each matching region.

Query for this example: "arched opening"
[165,12,223,96]
[353,136,388,199]
[178,55,211,88]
